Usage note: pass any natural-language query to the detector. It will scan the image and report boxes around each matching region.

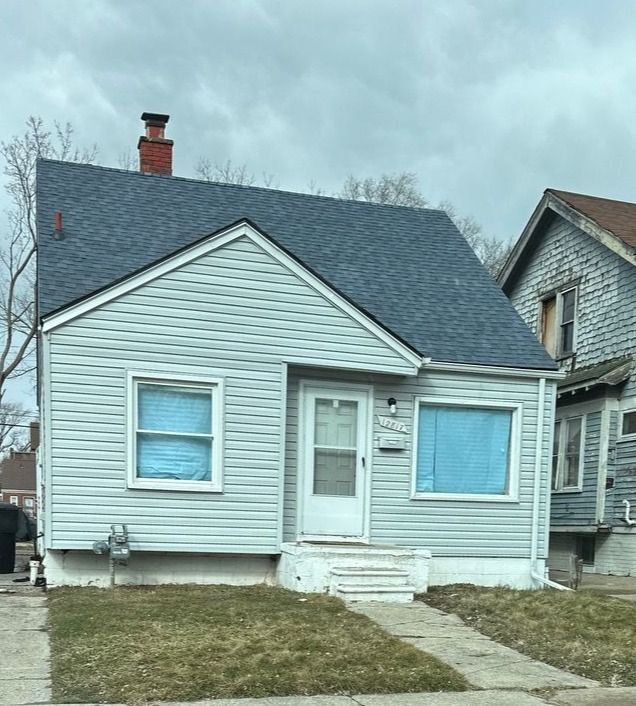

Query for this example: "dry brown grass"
[49,584,466,704]
[421,584,636,687]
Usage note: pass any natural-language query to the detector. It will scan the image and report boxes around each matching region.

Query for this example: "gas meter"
[109,524,130,564]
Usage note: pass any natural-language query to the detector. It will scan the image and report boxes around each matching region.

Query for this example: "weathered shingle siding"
[507,215,636,530]
[44,235,414,552]
[284,367,554,559]
[550,411,600,527]
[508,216,636,370]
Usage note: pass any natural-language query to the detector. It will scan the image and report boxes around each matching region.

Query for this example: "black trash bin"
[0,502,19,573]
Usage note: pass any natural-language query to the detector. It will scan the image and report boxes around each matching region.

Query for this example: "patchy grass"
[49,585,466,704]
[421,584,636,687]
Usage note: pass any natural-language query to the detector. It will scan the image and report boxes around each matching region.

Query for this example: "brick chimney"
[138,112,173,175]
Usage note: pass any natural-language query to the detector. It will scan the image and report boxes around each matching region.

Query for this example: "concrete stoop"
[330,567,415,603]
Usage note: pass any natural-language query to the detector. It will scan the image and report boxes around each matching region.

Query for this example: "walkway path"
[0,592,51,705]
[349,601,598,691]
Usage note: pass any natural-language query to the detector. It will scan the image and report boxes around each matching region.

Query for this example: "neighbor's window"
[621,410,636,437]
[552,416,584,491]
[540,286,577,358]
[129,375,223,491]
[413,401,518,500]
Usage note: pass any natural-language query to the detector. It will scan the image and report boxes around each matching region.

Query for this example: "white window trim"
[410,396,522,503]
[618,409,636,442]
[556,286,577,358]
[126,371,224,492]
[552,413,585,493]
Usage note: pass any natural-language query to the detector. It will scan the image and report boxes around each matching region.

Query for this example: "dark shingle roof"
[37,160,555,370]
[548,189,636,250]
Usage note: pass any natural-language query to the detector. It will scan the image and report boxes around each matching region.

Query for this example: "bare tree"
[0,117,96,406]
[339,172,428,208]
[195,158,277,188]
[340,173,511,277]
[0,402,32,455]
[439,200,513,278]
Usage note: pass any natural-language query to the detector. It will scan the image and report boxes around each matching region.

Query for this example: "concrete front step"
[334,583,416,603]
[330,566,410,587]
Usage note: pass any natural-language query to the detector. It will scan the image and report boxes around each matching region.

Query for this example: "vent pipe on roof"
[138,112,173,176]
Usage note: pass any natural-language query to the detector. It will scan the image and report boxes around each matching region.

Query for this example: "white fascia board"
[425,359,564,380]
[499,192,636,289]
[41,221,422,369]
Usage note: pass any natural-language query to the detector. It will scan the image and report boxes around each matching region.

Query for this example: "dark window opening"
[576,536,595,565]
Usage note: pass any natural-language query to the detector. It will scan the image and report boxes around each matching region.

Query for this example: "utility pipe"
[623,499,636,527]
[530,377,572,591]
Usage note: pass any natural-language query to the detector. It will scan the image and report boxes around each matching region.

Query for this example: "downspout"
[530,377,571,591]
[623,499,636,527]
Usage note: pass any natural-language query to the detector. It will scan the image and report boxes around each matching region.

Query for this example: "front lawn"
[49,585,466,704]
[421,584,636,686]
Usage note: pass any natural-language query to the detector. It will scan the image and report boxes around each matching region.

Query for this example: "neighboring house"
[0,422,39,518]
[37,113,558,594]
[500,189,636,576]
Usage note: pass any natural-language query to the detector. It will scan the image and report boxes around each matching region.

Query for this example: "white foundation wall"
[427,557,544,589]
[44,550,277,588]
[594,532,636,576]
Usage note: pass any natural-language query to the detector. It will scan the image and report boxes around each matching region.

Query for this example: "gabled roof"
[37,160,556,370]
[499,189,636,292]
[548,190,636,249]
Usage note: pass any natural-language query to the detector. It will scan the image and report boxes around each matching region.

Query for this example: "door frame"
[296,379,374,543]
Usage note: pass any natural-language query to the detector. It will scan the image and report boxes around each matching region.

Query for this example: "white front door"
[300,385,369,538]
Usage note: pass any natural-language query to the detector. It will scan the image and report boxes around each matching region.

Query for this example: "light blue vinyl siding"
[284,367,555,559]
[44,235,415,552]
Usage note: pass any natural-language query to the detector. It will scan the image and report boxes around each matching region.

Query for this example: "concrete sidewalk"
[0,592,51,705]
[45,689,636,705]
[349,602,597,691]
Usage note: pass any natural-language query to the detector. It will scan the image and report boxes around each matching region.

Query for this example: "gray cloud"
[4,0,636,242]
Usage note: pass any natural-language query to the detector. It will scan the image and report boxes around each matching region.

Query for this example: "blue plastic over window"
[137,433,212,481]
[138,384,212,434]
[416,405,512,494]
[136,383,213,482]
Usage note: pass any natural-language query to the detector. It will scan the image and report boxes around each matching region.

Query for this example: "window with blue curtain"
[416,404,512,495]
[136,382,214,482]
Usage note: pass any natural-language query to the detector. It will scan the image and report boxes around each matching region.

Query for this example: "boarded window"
[541,296,557,357]
[415,405,513,496]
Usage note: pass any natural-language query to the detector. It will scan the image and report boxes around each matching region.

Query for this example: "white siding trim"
[40,222,421,370]
[410,395,522,503]
[125,371,225,493]
[42,331,53,549]
[424,360,563,379]
[596,408,611,523]
[276,362,288,547]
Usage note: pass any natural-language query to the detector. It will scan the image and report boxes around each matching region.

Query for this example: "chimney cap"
[141,112,170,125]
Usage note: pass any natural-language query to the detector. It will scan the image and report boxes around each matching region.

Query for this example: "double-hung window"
[128,374,223,492]
[552,416,584,492]
[412,398,520,502]
[620,410,636,439]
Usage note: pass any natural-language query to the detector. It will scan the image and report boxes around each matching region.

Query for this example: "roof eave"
[499,191,636,292]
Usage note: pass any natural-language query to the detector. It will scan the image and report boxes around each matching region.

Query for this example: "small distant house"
[0,422,39,518]
[500,189,636,576]
[36,113,558,595]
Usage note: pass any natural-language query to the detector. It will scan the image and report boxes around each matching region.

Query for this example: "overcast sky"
[2,0,636,406]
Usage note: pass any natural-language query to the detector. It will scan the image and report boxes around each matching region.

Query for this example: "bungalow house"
[499,189,636,576]
[37,113,558,596]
